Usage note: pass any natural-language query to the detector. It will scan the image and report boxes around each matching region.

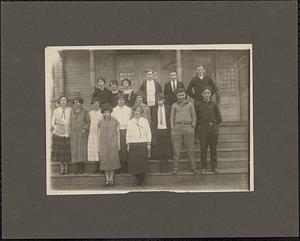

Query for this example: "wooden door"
[215,51,241,121]
[116,53,161,92]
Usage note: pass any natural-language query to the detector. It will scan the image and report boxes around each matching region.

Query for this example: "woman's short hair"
[116,93,125,101]
[132,104,144,114]
[96,77,106,84]
[157,93,165,101]
[175,87,186,95]
[121,78,131,86]
[90,97,100,104]
[73,96,84,104]
[109,80,118,86]
[58,96,69,103]
[101,103,113,114]
[201,86,212,93]
[134,91,145,100]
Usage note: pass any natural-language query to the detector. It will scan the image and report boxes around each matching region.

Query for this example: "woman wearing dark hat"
[121,78,135,107]
[92,77,111,108]
[70,96,90,174]
[109,80,121,108]
[51,96,71,175]
[98,103,121,186]
[126,104,152,186]
[87,98,103,171]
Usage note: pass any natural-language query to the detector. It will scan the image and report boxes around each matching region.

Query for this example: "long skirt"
[88,131,99,161]
[119,129,128,163]
[128,143,149,174]
[51,134,71,163]
[70,130,88,163]
[152,129,173,159]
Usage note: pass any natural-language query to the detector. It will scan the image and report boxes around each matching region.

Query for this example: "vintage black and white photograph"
[46,44,253,195]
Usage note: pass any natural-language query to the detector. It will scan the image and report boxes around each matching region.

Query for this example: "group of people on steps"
[51,66,222,187]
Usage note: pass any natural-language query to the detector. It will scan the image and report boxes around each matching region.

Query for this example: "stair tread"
[180,147,249,152]
[49,183,249,192]
[215,139,248,143]
[51,157,249,165]
[51,157,249,166]
[51,168,248,178]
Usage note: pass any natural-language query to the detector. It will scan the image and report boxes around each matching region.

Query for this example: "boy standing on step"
[196,86,222,174]
[170,88,199,174]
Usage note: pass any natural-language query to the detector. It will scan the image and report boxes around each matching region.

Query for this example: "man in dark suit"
[187,65,220,104]
[151,93,172,172]
[163,70,185,106]
[187,65,220,141]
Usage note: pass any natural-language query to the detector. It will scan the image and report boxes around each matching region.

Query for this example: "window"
[219,67,236,94]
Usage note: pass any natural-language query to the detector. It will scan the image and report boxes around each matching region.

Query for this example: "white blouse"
[157,105,167,129]
[112,105,132,130]
[146,80,156,106]
[51,106,71,137]
[126,117,152,144]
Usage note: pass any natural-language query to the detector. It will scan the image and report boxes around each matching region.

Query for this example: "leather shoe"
[103,181,110,187]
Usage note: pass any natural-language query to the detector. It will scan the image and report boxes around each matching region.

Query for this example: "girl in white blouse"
[51,96,72,175]
[126,104,152,186]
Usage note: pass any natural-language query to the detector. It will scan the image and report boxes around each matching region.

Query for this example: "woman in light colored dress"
[51,96,71,175]
[87,98,103,172]
[70,96,90,174]
[98,103,121,186]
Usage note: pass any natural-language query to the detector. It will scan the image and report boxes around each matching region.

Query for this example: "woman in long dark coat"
[70,96,90,174]
[126,104,152,186]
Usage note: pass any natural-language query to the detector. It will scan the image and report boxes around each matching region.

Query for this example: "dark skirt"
[51,134,71,163]
[128,143,149,174]
[152,129,173,159]
[119,129,128,163]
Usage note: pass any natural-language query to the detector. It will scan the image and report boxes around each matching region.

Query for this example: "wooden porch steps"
[50,168,249,191]
[51,157,249,175]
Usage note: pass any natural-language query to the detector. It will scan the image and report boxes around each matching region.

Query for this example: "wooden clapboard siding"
[53,59,63,99]
[63,50,91,109]
[160,50,176,87]
[95,50,116,85]
[238,51,250,122]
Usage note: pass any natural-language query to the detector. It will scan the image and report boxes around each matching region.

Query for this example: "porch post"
[57,50,64,97]
[89,50,96,94]
[176,50,182,82]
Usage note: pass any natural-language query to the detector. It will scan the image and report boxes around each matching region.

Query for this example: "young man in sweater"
[170,88,199,175]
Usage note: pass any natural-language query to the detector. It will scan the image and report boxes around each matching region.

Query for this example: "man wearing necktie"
[163,70,185,106]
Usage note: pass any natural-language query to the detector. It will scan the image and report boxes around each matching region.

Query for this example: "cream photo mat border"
[45,44,253,195]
